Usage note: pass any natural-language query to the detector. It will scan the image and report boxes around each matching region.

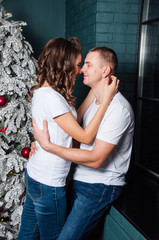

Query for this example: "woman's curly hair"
[28,37,82,107]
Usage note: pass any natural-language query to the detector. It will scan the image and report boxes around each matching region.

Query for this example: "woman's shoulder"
[34,87,65,101]
[33,87,72,112]
[47,88,68,103]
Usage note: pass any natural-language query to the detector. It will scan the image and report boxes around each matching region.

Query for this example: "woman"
[18,37,118,240]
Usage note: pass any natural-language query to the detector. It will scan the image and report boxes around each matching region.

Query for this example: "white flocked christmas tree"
[0,1,37,239]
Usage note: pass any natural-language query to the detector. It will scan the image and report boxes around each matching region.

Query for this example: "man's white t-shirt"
[74,92,134,186]
[27,87,77,187]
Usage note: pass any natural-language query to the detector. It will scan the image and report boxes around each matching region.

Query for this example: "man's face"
[81,51,103,87]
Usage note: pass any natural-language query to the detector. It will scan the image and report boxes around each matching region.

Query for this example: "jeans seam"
[54,188,59,239]
[98,186,107,203]
[110,186,115,202]
[77,210,96,240]
[76,187,106,240]
[30,223,39,240]
[79,187,111,240]
[78,199,104,240]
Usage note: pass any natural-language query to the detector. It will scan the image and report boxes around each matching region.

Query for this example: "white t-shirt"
[27,87,77,187]
[74,92,134,186]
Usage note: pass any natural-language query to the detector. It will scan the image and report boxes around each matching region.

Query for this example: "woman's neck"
[42,81,50,87]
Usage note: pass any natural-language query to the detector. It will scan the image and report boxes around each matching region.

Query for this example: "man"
[32,46,135,240]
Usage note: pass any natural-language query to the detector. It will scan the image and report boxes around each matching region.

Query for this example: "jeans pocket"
[27,176,42,201]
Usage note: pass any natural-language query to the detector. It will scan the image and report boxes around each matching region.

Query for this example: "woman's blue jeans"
[17,170,66,240]
[57,180,123,240]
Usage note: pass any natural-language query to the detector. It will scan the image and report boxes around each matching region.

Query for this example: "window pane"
[139,21,159,99]
[142,0,159,21]
[137,99,159,175]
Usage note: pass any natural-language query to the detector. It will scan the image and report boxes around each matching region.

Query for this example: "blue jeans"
[58,180,123,240]
[17,170,66,240]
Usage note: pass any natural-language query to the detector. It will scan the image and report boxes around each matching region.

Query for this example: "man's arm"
[33,120,115,169]
[46,139,115,169]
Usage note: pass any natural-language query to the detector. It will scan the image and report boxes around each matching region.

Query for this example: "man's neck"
[91,83,104,105]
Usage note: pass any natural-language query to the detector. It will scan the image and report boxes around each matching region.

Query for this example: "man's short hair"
[89,46,118,74]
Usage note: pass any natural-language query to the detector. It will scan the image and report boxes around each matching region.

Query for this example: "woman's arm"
[53,76,119,145]
[76,89,95,124]
[29,83,115,158]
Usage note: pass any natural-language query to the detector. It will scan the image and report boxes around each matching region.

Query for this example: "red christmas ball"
[0,128,7,133]
[0,96,7,107]
[21,147,31,159]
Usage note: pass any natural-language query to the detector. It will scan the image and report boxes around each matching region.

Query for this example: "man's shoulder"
[111,92,134,114]
[102,92,134,126]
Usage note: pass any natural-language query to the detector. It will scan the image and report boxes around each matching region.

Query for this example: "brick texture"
[66,0,141,109]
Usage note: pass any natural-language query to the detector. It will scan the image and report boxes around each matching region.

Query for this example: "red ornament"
[0,96,7,107]
[0,128,7,133]
[21,147,31,159]
[0,206,3,212]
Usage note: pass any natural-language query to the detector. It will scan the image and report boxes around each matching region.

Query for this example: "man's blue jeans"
[17,170,66,240]
[58,180,123,240]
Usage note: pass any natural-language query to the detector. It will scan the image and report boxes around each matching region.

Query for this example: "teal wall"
[102,207,146,240]
[2,0,142,108]
[95,0,141,107]
[2,0,65,59]
[66,0,98,107]
[66,0,97,55]
[66,0,142,108]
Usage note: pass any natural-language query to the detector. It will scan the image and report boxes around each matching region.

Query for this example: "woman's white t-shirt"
[27,87,77,187]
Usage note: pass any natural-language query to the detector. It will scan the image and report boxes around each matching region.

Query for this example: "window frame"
[134,0,159,178]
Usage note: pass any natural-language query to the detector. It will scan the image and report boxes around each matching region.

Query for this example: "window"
[135,0,159,177]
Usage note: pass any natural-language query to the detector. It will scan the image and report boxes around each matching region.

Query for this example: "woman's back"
[27,87,77,187]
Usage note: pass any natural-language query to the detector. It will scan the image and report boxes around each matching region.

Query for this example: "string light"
[7,13,12,17]
[9,169,15,175]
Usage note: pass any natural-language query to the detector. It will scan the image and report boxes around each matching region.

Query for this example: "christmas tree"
[0,1,37,239]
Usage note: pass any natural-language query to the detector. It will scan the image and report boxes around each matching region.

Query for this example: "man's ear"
[102,66,111,78]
